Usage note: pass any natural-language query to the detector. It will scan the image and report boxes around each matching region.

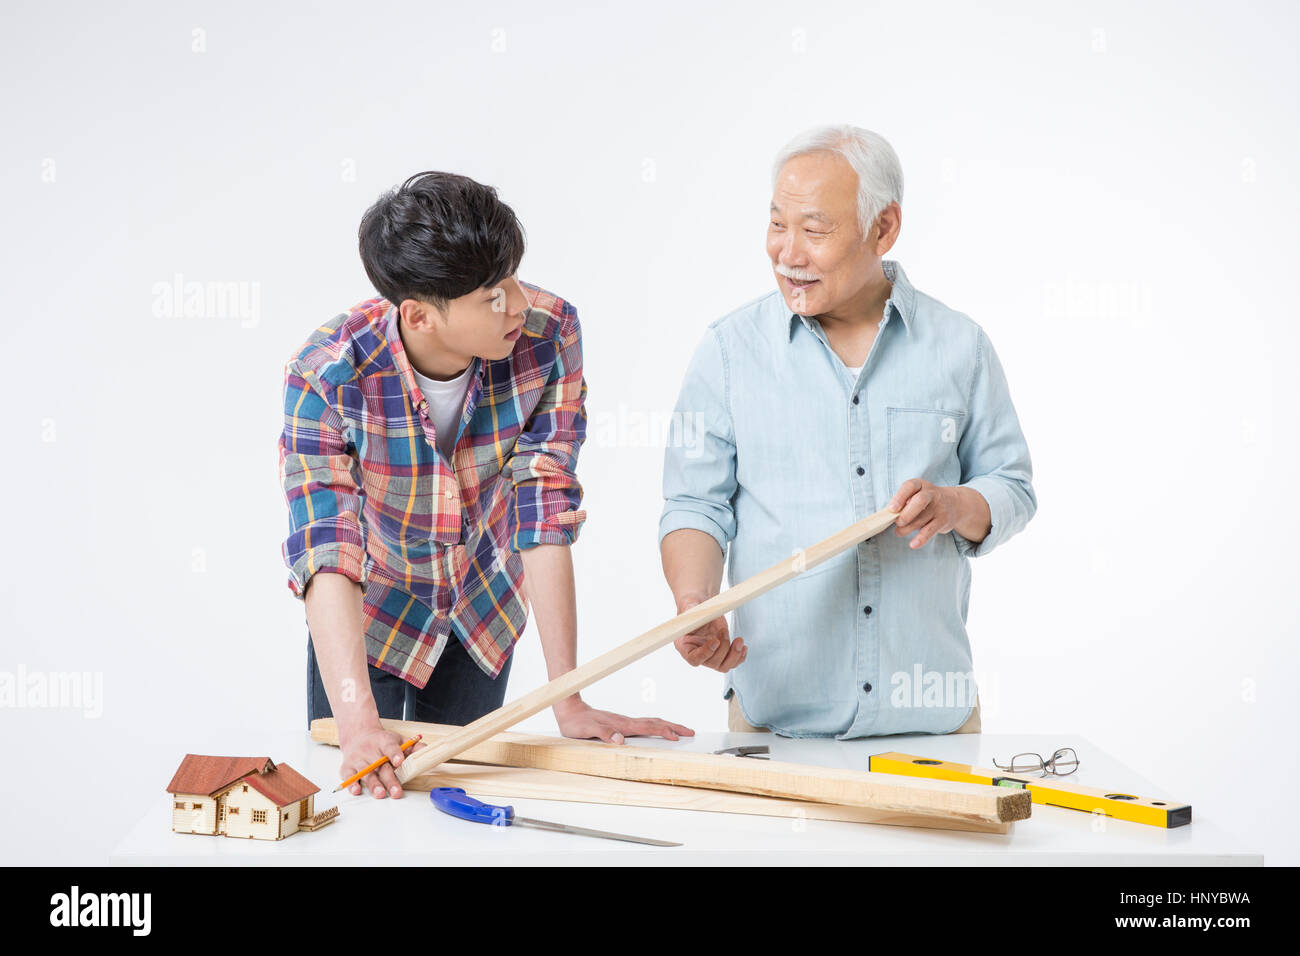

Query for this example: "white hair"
[771,125,904,238]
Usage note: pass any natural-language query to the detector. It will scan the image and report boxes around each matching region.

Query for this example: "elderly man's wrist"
[951,486,991,541]
[675,590,714,612]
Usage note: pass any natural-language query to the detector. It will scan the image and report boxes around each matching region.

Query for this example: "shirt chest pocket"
[458,420,517,492]
[463,387,526,484]
[886,406,965,494]
[362,468,437,544]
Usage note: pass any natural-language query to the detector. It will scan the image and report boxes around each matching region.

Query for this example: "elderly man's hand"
[673,593,747,672]
[888,478,987,549]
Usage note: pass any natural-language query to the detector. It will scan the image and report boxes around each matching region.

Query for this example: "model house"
[166,754,338,840]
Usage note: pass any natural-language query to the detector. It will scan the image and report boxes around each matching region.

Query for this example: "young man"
[660,126,1036,737]
[279,171,691,800]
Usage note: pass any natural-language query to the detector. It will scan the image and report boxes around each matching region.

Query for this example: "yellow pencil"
[333,734,423,792]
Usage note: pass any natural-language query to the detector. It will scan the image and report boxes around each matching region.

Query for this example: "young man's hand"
[552,697,694,745]
[337,724,426,800]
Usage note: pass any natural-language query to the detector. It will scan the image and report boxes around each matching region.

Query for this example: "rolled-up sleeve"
[953,327,1037,558]
[508,305,588,551]
[658,327,738,556]
[278,359,368,599]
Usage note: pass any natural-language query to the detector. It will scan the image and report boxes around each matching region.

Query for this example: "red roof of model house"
[242,763,319,807]
[165,755,320,806]
[166,755,274,796]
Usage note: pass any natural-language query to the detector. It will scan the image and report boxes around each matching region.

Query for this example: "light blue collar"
[787,259,915,341]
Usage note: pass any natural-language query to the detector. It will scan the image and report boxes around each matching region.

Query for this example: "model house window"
[252,809,267,824]
[283,812,289,820]
[242,785,248,792]
[229,806,239,815]
[174,801,184,810]
[191,802,203,810]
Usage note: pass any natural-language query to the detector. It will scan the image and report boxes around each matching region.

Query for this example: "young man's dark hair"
[357,170,526,311]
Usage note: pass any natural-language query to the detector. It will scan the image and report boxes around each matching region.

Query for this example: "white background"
[2,0,1296,864]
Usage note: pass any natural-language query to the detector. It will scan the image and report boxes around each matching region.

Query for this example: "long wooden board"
[394,507,902,783]
[313,717,1031,825]
[404,763,1011,834]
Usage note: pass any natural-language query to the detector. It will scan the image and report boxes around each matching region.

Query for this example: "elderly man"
[659,125,1036,737]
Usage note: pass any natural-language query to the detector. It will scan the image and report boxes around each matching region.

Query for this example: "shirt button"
[863,606,873,616]
[856,466,865,476]
[852,394,860,405]
[444,490,455,500]
[863,683,872,693]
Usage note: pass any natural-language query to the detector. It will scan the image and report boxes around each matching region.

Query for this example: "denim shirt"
[659,260,1036,737]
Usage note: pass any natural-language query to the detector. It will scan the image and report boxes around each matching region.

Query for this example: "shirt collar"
[383,301,483,409]
[384,303,423,405]
[787,259,915,342]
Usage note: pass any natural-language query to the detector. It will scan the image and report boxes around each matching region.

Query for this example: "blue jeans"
[306,630,513,729]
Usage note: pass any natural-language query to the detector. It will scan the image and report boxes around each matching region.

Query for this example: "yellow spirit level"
[868,752,1191,828]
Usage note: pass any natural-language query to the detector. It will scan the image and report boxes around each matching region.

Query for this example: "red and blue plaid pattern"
[277,282,587,684]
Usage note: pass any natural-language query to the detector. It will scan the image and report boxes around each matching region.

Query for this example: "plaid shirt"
[277,282,587,685]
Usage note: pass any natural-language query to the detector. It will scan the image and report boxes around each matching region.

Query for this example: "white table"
[112,730,1263,865]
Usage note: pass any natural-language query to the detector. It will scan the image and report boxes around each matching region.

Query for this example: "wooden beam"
[313,717,1031,825]
[404,763,1011,834]
[394,507,902,784]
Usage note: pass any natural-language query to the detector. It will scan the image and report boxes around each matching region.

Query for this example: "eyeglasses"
[991,747,1079,776]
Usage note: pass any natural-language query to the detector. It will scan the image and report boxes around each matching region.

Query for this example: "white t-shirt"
[412,361,475,461]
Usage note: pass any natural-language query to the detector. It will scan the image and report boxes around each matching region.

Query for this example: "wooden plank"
[313,717,1031,825]
[405,762,1011,834]
[394,507,902,784]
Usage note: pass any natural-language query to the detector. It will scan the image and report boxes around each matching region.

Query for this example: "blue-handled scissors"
[429,787,681,847]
